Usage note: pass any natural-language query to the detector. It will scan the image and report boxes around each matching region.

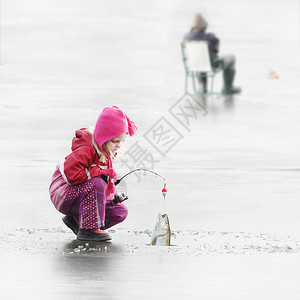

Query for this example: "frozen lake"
[0,0,300,299]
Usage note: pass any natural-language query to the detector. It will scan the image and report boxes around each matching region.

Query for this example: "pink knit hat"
[94,106,138,152]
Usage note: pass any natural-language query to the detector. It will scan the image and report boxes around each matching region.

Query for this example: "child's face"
[105,132,127,155]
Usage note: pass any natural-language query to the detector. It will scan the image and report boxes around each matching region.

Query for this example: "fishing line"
[115,168,168,210]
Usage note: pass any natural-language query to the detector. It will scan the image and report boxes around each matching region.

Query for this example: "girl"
[49,106,137,241]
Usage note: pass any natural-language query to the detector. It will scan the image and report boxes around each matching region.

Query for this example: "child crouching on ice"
[49,106,137,241]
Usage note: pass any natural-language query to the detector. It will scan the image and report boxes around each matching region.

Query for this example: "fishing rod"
[115,168,168,199]
[115,168,166,184]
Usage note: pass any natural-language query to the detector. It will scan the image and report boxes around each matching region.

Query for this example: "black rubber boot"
[77,229,112,242]
[62,216,79,235]
[223,69,241,94]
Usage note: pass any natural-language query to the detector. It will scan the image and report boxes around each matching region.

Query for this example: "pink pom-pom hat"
[94,106,137,152]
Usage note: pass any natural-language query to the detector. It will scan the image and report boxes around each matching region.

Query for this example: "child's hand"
[113,193,128,203]
[101,168,117,180]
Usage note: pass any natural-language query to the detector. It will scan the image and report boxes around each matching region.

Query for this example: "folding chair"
[181,40,223,96]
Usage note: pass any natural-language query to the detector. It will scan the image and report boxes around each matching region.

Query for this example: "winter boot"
[62,216,79,235]
[77,228,112,242]
[223,69,241,95]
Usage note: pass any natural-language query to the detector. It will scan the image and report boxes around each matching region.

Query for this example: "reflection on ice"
[63,239,120,256]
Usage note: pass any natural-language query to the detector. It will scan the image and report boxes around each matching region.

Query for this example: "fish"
[150,213,171,246]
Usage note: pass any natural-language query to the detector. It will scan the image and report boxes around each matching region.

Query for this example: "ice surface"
[0,0,300,299]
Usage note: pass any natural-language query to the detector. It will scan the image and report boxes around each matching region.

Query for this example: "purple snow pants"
[59,177,128,230]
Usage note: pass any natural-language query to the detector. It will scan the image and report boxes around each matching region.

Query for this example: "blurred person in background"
[183,13,241,95]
